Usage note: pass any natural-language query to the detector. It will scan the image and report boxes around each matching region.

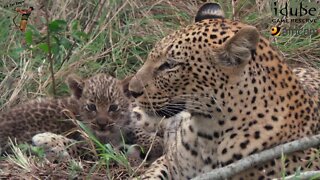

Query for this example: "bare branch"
[192,134,320,180]
[45,3,56,97]
[278,171,320,180]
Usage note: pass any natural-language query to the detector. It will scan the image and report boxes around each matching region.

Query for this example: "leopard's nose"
[128,75,144,98]
[130,91,143,98]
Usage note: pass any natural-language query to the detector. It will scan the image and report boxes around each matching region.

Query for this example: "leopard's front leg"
[125,127,164,163]
[136,155,171,180]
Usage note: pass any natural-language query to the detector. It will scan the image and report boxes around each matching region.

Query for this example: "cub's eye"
[109,104,119,112]
[86,104,96,111]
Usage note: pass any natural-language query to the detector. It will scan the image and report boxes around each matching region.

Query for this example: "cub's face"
[67,74,131,146]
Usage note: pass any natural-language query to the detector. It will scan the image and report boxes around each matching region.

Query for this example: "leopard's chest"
[163,112,221,178]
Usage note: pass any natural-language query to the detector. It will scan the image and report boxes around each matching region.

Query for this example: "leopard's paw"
[32,132,76,162]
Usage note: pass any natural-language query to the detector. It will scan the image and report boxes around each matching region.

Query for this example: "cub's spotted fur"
[293,67,319,100]
[0,97,79,153]
[1,74,163,163]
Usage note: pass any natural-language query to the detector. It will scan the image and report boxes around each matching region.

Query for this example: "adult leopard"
[128,3,320,179]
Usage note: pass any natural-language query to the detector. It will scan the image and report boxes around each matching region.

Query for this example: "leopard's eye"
[158,62,172,71]
[109,104,119,112]
[86,104,96,111]
[158,58,178,71]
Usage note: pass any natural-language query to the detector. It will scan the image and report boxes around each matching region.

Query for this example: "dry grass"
[0,0,198,108]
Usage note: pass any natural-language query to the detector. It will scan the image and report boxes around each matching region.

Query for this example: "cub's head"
[67,73,131,145]
[128,3,259,118]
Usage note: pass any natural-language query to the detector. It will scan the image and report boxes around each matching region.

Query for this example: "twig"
[275,171,320,180]
[231,0,236,20]
[192,134,320,180]
[44,5,56,97]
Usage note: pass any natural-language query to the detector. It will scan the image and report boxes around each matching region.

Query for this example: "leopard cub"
[1,74,163,163]
[0,93,79,153]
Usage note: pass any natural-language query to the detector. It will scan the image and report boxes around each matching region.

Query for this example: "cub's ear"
[66,74,84,99]
[195,3,225,22]
[217,26,259,67]
[120,75,133,98]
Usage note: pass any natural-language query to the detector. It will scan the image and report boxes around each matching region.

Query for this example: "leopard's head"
[128,3,259,118]
[67,73,131,145]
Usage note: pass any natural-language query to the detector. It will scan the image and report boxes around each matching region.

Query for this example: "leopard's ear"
[195,3,224,22]
[66,74,84,99]
[217,26,259,67]
[120,75,133,98]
